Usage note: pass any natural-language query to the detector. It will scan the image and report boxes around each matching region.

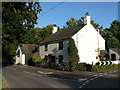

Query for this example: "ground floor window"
[59,55,63,64]
[111,54,116,60]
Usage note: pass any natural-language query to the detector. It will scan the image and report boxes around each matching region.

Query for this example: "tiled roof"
[40,24,85,45]
[20,44,38,54]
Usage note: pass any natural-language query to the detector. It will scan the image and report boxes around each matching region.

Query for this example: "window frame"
[45,44,48,51]
[59,41,63,50]
[59,55,63,64]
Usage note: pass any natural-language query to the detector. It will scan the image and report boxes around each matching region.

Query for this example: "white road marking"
[99,74,103,77]
[99,73,103,75]
[89,78,94,81]
[23,71,42,77]
[5,67,17,71]
[52,78,59,80]
[94,74,98,77]
[103,73,108,76]
[38,71,53,75]
[78,78,87,82]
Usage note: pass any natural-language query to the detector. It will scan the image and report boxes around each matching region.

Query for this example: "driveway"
[2,65,120,89]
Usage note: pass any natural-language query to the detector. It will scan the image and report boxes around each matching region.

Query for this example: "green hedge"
[92,64,120,72]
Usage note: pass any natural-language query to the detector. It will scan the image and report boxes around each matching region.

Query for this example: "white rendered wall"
[22,54,25,65]
[39,40,69,63]
[16,46,25,65]
[72,24,105,65]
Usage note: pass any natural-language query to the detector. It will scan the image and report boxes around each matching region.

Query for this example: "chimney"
[52,24,58,34]
[84,12,91,25]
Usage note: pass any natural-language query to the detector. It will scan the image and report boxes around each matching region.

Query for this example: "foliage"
[75,63,86,71]
[32,52,42,64]
[92,64,120,72]
[68,38,79,71]
[2,2,41,59]
[107,36,120,48]
[100,20,120,50]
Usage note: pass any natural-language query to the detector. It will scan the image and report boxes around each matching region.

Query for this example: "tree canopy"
[100,20,120,50]
[2,2,41,58]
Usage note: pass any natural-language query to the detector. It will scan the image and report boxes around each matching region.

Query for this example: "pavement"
[2,65,120,89]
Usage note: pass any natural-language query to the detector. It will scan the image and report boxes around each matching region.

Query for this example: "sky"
[35,2,118,29]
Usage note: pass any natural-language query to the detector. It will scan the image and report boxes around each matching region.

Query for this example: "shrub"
[92,64,120,72]
[75,63,86,71]
[32,52,43,67]
[68,38,79,71]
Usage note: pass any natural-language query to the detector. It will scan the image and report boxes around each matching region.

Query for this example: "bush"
[92,64,120,72]
[68,38,79,71]
[75,63,86,71]
[32,52,43,67]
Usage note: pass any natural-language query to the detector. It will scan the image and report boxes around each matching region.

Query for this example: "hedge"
[92,64,120,72]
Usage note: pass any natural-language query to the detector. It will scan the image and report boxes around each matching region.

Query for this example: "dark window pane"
[45,44,48,51]
[59,41,63,50]
[59,55,63,64]
[17,50,20,57]
[111,54,116,60]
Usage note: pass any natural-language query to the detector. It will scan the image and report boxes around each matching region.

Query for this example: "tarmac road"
[2,65,120,89]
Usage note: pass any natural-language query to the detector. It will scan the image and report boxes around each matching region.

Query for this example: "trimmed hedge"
[92,64,120,72]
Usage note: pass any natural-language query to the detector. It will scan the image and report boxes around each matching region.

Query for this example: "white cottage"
[16,44,38,65]
[39,14,105,65]
[109,48,120,60]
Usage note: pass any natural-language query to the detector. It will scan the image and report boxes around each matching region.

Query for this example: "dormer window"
[59,41,63,50]
[45,44,48,51]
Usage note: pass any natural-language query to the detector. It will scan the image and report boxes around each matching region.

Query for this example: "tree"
[100,20,120,50]
[107,36,120,48]
[91,20,99,29]
[68,38,79,70]
[66,17,77,28]
[2,2,41,59]
[109,20,120,42]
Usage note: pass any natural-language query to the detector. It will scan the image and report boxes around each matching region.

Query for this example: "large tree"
[2,2,41,59]
[100,20,120,50]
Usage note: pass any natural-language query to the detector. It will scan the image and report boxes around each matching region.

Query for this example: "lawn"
[0,75,8,90]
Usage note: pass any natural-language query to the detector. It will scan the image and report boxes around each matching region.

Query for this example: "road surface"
[2,65,120,89]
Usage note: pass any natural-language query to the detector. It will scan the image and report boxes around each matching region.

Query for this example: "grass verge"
[0,75,8,90]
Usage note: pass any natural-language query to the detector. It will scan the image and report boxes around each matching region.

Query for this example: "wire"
[40,0,65,17]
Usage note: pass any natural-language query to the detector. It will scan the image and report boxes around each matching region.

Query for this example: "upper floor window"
[45,44,48,51]
[59,41,63,50]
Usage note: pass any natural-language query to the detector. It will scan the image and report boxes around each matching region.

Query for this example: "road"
[2,65,120,89]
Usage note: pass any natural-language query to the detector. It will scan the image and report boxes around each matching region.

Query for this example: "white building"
[39,13,105,65]
[16,44,38,65]
[109,48,120,64]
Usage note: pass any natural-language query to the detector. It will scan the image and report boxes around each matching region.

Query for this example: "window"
[17,50,20,57]
[45,44,48,51]
[59,55,63,64]
[59,41,63,50]
[111,54,116,60]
